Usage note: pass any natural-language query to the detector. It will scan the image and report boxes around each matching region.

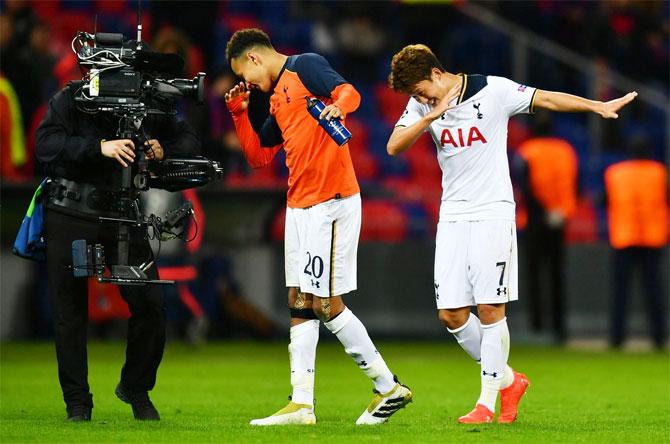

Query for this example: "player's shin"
[324,307,395,393]
[498,319,513,389]
[288,318,320,406]
[477,317,510,412]
[447,312,483,363]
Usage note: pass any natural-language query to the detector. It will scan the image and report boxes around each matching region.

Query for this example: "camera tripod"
[75,111,175,286]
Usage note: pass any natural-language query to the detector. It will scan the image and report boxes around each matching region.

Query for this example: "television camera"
[69,27,222,286]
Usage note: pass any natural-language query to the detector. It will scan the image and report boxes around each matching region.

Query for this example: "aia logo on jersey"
[440,126,487,149]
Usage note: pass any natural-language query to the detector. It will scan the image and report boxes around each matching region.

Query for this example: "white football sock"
[447,312,482,363]
[500,365,515,390]
[288,319,320,406]
[499,320,513,390]
[477,317,510,412]
[324,307,396,393]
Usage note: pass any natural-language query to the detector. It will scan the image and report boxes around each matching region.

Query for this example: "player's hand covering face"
[422,82,462,122]
[225,81,250,110]
[230,53,272,93]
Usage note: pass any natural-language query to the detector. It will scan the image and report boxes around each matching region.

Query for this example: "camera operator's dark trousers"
[45,208,166,409]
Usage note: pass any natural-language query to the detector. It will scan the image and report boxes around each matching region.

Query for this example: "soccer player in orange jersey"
[386,44,636,424]
[224,28,412,426]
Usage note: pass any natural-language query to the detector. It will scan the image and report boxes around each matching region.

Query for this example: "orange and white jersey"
[228,53,361,209]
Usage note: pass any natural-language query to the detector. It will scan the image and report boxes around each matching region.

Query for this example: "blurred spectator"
[153,26,205,77]
[489,0,669,91]
[0,75,30,180]
[151,1,219,67]
[516,112,578,343]
[604,136,668,349]
[152,27,249,180]
[204,67,249,177]
[336,15,386,82]
[1,4,56,138]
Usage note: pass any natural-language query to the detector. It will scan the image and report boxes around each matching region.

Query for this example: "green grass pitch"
[1,341,668,443]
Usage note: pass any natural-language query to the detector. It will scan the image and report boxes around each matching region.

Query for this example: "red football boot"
[498,370,530,423]
[458,404,494,424]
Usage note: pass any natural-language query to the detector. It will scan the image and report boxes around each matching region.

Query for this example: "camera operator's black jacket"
[36,81,201,188]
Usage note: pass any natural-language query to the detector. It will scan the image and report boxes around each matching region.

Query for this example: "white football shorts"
[434,220,518,309]
[285,193,361,298]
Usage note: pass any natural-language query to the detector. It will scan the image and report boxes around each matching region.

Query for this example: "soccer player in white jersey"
[386,44,637,424]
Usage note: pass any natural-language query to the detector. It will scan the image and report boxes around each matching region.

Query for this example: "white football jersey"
[395,75,537,222]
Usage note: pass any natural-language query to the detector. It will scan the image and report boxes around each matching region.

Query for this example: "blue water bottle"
[305,97,352,146]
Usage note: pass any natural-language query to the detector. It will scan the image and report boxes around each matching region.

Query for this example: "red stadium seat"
[220,14,263,34]
[373,83,409,127]
[565,196,598,244]
[50,12,92,45]
[361,199,408,241]
[347,118,379,181]
[507,119,531,152]
[270,207,287,241]
[94,0,128,14]
[403,134,442,180]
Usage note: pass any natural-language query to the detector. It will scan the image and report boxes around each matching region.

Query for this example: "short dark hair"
[226,28,273,62]
[388,44,445,94]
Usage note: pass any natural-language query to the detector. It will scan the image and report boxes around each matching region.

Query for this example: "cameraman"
[35,78,200,421]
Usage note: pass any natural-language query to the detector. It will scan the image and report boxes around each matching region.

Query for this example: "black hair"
[225,28,273,62]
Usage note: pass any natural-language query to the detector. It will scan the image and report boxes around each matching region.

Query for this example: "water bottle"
[305,97,352,146]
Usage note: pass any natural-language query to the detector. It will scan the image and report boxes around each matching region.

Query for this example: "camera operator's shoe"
[115,383,160,421]
[356,377,413,425]
[66,404,92,422]
[249,401,316,425]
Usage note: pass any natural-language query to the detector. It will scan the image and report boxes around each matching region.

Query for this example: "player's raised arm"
[293,53,361,121]
[386,121,430,157]
[387,82,461,156]
[225,81,282,168]
[533,90,638,119]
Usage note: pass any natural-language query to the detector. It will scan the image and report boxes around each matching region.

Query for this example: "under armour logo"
[311,280,320,288]
[497,287,507,296]
[358,360,368,367]
[283,85,291,103]
[473,102,483,119]
[482,370,498,378]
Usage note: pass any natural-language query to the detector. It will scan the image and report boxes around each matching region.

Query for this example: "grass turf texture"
[1,341,668,443]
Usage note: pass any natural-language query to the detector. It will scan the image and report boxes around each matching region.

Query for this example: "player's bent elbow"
[387,142,401,156]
